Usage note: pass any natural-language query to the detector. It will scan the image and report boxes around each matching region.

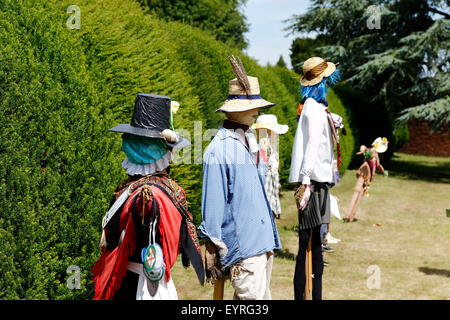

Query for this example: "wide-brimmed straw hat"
[372,137,389,153]
[108,93,190,149]
[216,55,276,113]
[300,57,338,87]
[251,114,288,135]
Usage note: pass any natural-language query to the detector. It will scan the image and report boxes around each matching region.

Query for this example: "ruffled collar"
[122,151,173,176]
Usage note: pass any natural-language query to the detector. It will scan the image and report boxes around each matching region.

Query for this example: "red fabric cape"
[91,186,182,300]
[91,188,141,300]
[152,187,182,282]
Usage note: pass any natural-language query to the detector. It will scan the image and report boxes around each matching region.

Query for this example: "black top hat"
[108,93,190,149]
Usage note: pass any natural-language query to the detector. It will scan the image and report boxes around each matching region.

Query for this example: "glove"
[205,241,224,285]
[294,184,311,211]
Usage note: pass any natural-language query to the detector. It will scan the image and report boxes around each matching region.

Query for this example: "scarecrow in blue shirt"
[198,56,282,300]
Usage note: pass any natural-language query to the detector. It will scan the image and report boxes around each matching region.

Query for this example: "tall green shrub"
[0,0,121,299]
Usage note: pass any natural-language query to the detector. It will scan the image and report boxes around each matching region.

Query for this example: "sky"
[243,0,312,69]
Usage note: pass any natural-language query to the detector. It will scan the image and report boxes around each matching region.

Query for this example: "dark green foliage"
[286,0,449,136]
[0,0,355,299]
[0,0,122,299]
[289,36,325,74]
[332,82,396,165]
[326,89,356,176]
[140,0,249,50]
[276,55,287,68]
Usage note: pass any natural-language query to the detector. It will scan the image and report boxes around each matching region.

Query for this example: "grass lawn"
[171,153,450,300]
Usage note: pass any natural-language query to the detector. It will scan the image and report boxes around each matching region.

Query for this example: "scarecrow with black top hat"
[91,93,204,300]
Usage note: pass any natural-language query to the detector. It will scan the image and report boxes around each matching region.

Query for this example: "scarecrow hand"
[205,242,224,285]
[295,184,311,211]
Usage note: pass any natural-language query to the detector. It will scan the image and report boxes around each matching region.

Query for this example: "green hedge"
[0,0,121,299]
[0,0,355,299]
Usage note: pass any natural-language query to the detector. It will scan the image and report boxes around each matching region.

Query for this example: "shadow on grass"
[275,248,296,261]
[388,154,450,184]
[418,267,450,278]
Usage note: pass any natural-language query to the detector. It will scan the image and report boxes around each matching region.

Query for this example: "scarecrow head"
[216,55,276,126]
[108,93,190,175]
[300,57,341,102]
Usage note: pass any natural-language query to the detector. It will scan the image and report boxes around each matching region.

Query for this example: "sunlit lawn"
[172,153,450,300]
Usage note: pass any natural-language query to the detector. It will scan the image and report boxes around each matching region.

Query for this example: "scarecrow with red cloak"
[91,93,204,300]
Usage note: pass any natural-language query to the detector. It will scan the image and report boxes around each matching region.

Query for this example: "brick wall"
[399,120,450,157]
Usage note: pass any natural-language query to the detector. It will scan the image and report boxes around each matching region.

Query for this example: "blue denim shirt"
[198,127,282,267]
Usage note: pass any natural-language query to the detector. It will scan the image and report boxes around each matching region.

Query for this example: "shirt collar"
[218,127,260,153]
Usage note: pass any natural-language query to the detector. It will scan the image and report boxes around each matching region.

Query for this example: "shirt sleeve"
[197,152,229,258]
[300,101,327,185]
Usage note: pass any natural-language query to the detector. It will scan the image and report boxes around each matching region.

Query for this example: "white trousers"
[230,251,274,300]
[127,262,178,300]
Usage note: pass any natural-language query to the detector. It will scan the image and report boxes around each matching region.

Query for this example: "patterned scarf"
[118,173,201,257]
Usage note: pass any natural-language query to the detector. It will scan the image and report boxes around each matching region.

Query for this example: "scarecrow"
[91,93,204,300]
[198,55,281,300]
[251,114,289,219]
[296,88,346,249]
[289,56,343,300]
[344,137,389,222]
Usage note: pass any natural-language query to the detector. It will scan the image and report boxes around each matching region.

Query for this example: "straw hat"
[372,137,388,153]
[300,57,338,87]
[251,114,288,135]
[216,55,276,112]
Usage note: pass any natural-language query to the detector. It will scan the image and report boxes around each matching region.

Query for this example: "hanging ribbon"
[325,109,342,171]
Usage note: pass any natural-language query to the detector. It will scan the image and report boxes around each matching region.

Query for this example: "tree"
[286,0,449,132]
[141,0,249,50]
[289,36,325,74]
[276,55,288,68]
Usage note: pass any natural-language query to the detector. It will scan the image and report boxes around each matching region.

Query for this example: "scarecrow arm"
[198,152,229,257]
[198,152,229,284]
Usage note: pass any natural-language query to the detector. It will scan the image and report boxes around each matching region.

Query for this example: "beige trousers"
[230,251,274,300]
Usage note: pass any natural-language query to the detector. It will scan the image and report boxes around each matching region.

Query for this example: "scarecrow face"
[225,108,259,126]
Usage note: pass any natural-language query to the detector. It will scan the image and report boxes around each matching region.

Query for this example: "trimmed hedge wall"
[0,0,356,299]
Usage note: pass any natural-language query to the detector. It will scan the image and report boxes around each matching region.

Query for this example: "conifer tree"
[286,0,449,130]
[276,55,288,68]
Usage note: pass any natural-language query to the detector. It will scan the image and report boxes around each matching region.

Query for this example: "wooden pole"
[304,232,313,300]
[213,277,225,300]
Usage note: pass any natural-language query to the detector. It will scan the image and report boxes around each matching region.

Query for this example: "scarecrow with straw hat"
[344,137,389,222]
[289,57,344,300]
[198,55,281,300]
[251,114,289,219]
[91,93,204,300]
